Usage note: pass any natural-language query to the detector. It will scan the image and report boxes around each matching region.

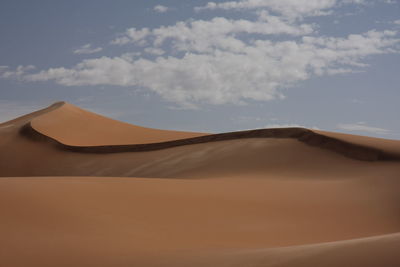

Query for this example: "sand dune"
[0,102,399,266]
[13,102,400,161]
[30,102,206,146]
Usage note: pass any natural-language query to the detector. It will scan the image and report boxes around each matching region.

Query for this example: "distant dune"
[1,102,399,267]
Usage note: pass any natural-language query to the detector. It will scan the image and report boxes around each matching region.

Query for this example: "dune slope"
[29,102,206,146]
[1,177,399,267]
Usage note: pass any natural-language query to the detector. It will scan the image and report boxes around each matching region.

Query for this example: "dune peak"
[28,101,206,146]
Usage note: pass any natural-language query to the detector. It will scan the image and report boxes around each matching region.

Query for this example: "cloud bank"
[2,0,400,108]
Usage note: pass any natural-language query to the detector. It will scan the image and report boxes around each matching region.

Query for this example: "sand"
[30,102,206,146]
[0,102,399,267]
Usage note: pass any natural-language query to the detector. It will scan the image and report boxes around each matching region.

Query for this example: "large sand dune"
[0,102,399,266]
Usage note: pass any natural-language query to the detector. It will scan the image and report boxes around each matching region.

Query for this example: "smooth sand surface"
[315,129,400,157]
[30,102,206,146]
[0,102,399,266]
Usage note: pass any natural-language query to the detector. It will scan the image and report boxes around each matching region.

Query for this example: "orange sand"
[0,102,399,267]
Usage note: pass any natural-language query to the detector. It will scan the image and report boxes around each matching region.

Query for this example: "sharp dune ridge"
[16,102,400,161]
[1,101,400,267]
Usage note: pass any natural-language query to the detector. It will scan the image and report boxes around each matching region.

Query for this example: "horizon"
[3,99,400,141]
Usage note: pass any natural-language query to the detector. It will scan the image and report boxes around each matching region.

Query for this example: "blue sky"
[0,0,399,138]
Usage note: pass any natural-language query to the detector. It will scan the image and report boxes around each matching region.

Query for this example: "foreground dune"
[0,102,399,266]
[1,177,399,267]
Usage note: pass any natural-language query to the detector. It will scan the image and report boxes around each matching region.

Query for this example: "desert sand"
[0,101,399,267]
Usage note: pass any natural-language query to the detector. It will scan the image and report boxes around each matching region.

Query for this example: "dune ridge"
[0,101,64,127]
[12,101,399,161]
[21,117,400,162]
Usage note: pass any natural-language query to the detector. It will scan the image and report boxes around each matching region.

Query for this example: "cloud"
[0,65,35,79]
[394,20,400,25]
[2,1,400,109]
[110,15,315,49]
[73,44,103,54]
[22,29,399,108]
[195,0,365,18]
[144,47,165,56]
[337,122,390,135]
[111,28,150,46]
[153,5,170,13]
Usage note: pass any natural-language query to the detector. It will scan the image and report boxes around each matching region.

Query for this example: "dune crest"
[13,102,400,161]
[29,102,206,146]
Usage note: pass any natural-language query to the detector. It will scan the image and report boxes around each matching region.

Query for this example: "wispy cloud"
[0,65,35,79]
[337,122,390,135]
[111,15,314,47]
[73,44,103,55]
[153,5,170,13]
[195,0,365,18]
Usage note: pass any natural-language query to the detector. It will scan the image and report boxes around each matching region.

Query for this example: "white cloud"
[195,0,365,18]
[111,28,150,45]
[73,44,103,54]
[153,5,170,13]
[1,1,399,109]
[0,65,35,79]
[342,0,366,4]
[110,15,315,50]
[22,29,399,108]
[144,47,165,55]
[394,20,400,25]
[196,0,335,17]
[337,122,390,135]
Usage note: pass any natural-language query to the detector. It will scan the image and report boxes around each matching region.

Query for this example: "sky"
[0,0,399,138]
